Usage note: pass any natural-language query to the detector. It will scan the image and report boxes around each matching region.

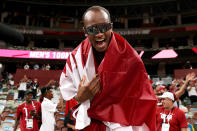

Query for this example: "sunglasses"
[84,22,112,35]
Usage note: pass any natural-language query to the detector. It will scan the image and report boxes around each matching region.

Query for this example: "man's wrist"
[74,95,80,103]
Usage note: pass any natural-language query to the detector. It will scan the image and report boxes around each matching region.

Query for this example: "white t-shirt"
[187,86,197,96]
[18,82,27,91]
[40,97,57,131]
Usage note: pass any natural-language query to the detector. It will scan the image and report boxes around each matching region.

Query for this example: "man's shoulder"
[19,102,25,106]
[174,107,184,113]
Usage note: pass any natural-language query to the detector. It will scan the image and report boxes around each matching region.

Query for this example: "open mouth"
[95,39,106,49]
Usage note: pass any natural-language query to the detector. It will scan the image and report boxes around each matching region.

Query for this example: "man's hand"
[185,72,195,82]
[75,75,100,103]
[57,95,64,111]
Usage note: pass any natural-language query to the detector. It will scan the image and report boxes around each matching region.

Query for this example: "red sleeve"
[178,110,188,128]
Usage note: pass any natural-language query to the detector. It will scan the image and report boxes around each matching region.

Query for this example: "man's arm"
[67,123,76,130]
[175,72,195,98]
[14,117,20,131]
[57,94,64,110]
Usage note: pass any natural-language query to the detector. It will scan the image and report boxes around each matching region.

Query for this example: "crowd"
[0,70,196,131]
[24,63,51,71]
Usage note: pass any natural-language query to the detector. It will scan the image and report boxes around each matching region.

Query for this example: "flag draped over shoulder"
[59,32,157,131]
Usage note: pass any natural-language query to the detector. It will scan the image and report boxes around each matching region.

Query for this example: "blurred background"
[0,0,197,79]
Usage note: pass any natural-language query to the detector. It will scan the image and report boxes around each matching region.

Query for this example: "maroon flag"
[87,33,157,131]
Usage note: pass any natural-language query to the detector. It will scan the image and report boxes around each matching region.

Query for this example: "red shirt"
[156,106,187,131]
[17,101,41,131]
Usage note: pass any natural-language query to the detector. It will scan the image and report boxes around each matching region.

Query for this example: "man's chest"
[157,110,178,126]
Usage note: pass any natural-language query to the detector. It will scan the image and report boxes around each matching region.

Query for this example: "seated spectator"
[33,64,39,70]
[45,64,51,70]
[24,63,30,70]
[41,64,46,70]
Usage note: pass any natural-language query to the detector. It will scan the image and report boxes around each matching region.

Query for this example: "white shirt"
[188,86,197,96]
[18,82,27,91]
[40,97,57,131]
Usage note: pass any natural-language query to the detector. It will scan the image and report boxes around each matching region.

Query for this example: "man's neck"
[26,101,32,104]
[92,47,105,66]
[45,96,52,100]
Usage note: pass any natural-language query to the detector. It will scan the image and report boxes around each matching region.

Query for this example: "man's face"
[26,93,33,103]
[161,98,173,109]
[47,89,53,99]
[84,10,112,52]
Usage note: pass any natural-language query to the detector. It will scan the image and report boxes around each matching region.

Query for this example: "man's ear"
[83,27,88,37]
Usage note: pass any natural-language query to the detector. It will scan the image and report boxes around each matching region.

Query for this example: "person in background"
[58,95,77,131]
[24,63,30,70]
[187,80,197,104]
[26,77,33,90]
[33,64,39,70]
[180,106,195,131]
[41,64,46,70]
[14,90,41,131]
[40,86,57,131]
[156,92,188,131]
[45,64,51,70]
[32,78,39,99]
[18,77,28,100]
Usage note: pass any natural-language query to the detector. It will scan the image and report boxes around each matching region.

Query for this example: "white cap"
[159,92,174,101]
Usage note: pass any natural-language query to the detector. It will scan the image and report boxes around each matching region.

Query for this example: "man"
[156,92,188,131]
[187,80,197,104]
[18,77,27,100]
[40,86,57,131]
[59,6,156,131]
[14,90,41,131]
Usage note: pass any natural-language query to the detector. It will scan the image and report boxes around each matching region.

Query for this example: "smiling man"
[60,6,156,131]
[157,92,188,131]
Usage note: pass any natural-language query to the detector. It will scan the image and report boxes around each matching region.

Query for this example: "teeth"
[96,39,104,42]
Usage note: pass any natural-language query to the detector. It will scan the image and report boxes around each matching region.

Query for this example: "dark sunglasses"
[84,22,113,35]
